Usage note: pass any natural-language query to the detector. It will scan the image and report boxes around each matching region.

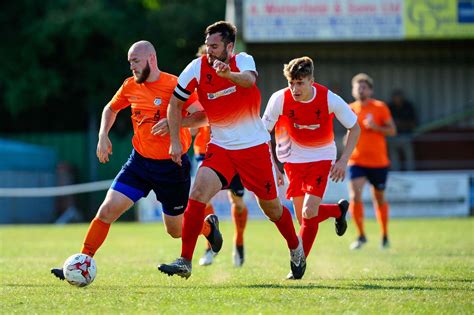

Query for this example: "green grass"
[1,218,473,314]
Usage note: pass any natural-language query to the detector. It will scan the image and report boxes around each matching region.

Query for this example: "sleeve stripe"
[174,84,191,101]
[173,90,189,102]
[177,84,191,95]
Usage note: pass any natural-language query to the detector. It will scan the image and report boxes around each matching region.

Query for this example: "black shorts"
[227,174,245,197]
[349,165,388,191]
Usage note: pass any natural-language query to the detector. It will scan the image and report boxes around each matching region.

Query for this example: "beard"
[135,62,150,83]
[358,94,368,101]
[208,49,228,65]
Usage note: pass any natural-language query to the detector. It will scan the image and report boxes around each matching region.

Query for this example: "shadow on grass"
[367,276,473,283]
[12,279,465,292]
[5,276,471,291]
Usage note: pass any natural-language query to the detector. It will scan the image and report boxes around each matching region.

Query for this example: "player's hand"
[151,118,169,136]
[363,116,377,130]
[97,135,112,164]
[329,159,347,183]
[169,140,183,166]
[213,60,230,78]
[275,167,285,186]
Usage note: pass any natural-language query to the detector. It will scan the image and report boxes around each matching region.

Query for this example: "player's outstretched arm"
[97,104,117,164]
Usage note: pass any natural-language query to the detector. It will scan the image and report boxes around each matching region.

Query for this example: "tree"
[0,0,225,132]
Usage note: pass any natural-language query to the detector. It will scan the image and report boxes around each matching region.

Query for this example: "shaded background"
[1,0,473,222]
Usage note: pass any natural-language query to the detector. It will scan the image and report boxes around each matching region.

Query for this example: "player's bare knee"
[96,203,116,223]
[190,184,211,203]
[166,228,181,239]
[233,203,245,213]
[261,204,282,221]
[302,206,318,219]
[351,194,363,203]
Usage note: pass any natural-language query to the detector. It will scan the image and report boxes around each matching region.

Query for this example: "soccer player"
[262,56,360,279]
[51,40,219,281]
[193,126,248,267]
[158,21,305,280]
[348,73,397,250]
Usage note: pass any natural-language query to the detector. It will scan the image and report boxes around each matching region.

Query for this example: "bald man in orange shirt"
[348,73,397,250]
[51,41,220,282]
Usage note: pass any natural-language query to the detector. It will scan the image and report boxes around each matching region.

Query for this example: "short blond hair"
[196,44,206,57]
[283,56,314,81]
[352,73,374,89]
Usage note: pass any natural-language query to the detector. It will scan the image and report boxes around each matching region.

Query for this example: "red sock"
[300,216,319,257]
[350,201,365,237]
[316,204,341,222]
[272,206,299,250]
[81,217,111,257]
[375,203,389,237]
[181,199,206,261]
[232,206,248,246]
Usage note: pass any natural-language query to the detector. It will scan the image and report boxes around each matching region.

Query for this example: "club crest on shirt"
[154,98,162,106]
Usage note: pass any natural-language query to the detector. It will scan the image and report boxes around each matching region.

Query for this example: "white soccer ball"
[63,253,97,287]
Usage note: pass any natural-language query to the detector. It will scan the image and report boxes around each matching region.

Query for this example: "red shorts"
[201,143,278,200]
[283,160,332,199]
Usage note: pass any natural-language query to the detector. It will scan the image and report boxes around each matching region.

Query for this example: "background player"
[348,73,397,250]
[262,56,360,279]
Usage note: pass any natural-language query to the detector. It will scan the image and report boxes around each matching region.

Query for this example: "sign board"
[136,171,471,221]
[243,0,474,42]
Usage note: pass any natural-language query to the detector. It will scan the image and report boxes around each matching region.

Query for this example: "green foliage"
[1,218,473,314]
[0,0,225,131]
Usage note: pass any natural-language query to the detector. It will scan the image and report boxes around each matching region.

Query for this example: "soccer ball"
[63,253,97,287]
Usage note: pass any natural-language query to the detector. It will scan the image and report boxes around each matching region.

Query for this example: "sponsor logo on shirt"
[154,98,162,106]
[293,123,320,130]
[207,86,237,100]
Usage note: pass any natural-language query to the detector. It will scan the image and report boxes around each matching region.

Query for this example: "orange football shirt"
[109,72,198,160]
[349,99,392,168]
[193,126,211,155]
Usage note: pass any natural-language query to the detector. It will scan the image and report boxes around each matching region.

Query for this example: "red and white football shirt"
[173,53,270,150]
[262,83,356,163]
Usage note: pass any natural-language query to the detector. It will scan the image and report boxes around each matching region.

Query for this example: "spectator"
[388,89,417,171]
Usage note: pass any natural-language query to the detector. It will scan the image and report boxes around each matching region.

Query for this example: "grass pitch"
[1,217,473,314]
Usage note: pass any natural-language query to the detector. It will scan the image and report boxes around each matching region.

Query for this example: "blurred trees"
[0,0,225,132]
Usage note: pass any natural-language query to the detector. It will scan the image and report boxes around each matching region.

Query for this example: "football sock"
[375,202,389,237]
[204,203,215,217]
[81,217,111,257]
[315,204,341,222]
[232,206,248,246]
[350,201,365,237]
[300,216,319,257]
[272,206,299,250]
[181,199,206,261]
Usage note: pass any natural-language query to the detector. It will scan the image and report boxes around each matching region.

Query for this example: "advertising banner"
[243,0,474,42]
[137,171,471,221]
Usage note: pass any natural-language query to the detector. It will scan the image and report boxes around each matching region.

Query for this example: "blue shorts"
[195,154,244,197]
[348,165,388,191]
[111,150,191,216]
